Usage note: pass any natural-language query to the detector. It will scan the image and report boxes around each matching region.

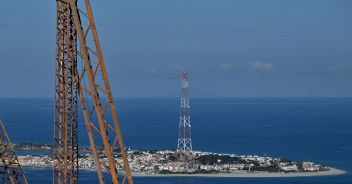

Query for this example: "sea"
[0,97,351,184]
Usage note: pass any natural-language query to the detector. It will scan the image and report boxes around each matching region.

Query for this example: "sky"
[0,0,351,97]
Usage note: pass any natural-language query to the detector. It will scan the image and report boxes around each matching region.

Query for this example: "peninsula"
[14,143,345,177]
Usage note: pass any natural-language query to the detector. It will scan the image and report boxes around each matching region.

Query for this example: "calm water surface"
[0,97,351,184]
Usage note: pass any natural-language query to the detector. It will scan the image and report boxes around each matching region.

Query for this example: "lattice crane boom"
[0,119,28,184]
[53,0,79,183]
[53,0,133,184]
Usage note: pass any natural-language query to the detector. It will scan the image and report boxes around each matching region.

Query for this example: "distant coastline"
[131,168,346,178]
[13,143,347,178]
[132,167,346,178]
[21,166,345,178]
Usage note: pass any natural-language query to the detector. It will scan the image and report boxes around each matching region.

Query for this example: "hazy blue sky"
[0,0,351,97]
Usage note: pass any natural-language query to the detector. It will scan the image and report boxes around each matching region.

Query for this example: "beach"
[132,168,346,178]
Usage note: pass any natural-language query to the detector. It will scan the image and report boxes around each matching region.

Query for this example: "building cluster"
[17,150,327,175]
[19,155,51,168]
[301,162,324,172]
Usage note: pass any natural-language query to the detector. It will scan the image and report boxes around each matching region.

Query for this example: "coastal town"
[15,143,342,177]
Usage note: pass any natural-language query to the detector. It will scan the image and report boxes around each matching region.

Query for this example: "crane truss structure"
[0,119,28,184]
[53,1,79,183]
[53,0,133,184]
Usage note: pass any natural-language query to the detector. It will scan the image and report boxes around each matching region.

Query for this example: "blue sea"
[0,97,351,184]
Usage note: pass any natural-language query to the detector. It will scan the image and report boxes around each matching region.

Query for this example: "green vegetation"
[159,170,174,174]
[252,165,279,172]
[196,154,243,165]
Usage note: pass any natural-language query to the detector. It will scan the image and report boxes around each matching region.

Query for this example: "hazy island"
[14,143,345,177]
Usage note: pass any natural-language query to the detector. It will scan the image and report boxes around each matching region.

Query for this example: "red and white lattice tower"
[177,71,192,153]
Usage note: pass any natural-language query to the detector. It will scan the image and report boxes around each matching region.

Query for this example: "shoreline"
[131,168,346,178]
[16,145,347,178]
[23,166,346,178]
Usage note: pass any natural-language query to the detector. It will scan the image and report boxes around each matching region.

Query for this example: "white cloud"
[217,62,235,71]
[249,60,275,73]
